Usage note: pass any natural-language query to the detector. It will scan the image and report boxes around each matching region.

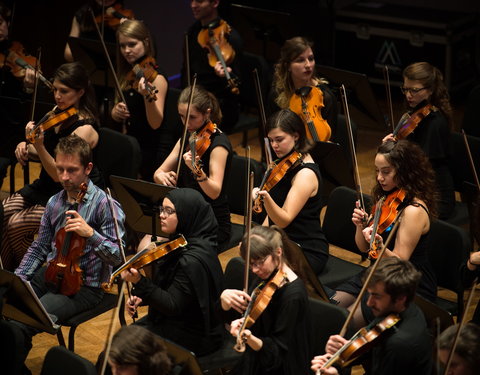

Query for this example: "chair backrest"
[322,186,372,256]
[238,52,271,110]
[160,337,203,375]
[224,256,247,291]
[448,131,480,193]
[41,346,97,375]
[93,127,141,187]
[414,294,454,335]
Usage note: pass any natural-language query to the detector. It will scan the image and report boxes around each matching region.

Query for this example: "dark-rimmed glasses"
[159,206,176,217]
[249,255,271,269]
[400,86,429,95]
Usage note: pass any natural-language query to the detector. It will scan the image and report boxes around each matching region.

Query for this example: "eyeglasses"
[249,255,270,269]
[159,206,176,217]
[400,86,429,95]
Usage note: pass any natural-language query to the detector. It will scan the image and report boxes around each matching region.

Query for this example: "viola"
[0,41,53,90]
[289,85,331,142]
[320,313,401,370]
[126,56,159,102]
[197,19,240,95]
[188,121,216,177]
[26,106,78,144]
[102,235,187,291]
[94,3,134,29]
[368,188,406,259]
[234,269,288,352]
[253,151,303,213]
[393,104,436,140]
[45,183,88,296]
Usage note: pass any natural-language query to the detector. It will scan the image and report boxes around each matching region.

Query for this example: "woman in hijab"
[120,188,224,356]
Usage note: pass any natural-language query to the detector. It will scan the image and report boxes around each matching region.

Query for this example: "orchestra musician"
[267,36,338,142]
[333,140,437,327]
[253,109,328,275]
[111,19,172,180]
[383,62,455,220]
[153,85,232,251]
[2,134,124,374]
[311,257,432,375]
[120,188,224,356]
[1,62,102,271]
[220,225,312,375]
[182,0,242,133]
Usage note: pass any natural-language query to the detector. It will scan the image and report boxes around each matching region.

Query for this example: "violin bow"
[175,75,197,180]
[184,33,191,87]
[462,129,480,190]
[383,65,395,132]
[243,168,255,293]
[340,84,366,212]
[339,209,404,337]
[253,68,273,165]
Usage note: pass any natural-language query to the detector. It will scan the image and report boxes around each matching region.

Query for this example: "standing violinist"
[111,19,173,181]
[120,188,224,357]
[311,257,432,375]
[267,36,338,142]
[0,62,102,271]
[154,85,232,251]
[1,134,124,374]
[182,0,242,133]
[333,140,437,328]
[220,225,312,375]
[383,62,455,220]
[253,109,328,275]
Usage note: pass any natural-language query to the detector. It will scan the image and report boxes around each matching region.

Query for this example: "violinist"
[383,62,455,220]
[220,225,312,375]
[333,140,437,325]
[120,188,224,356]
[253,109,328,275]
[182,0,242,133]
[312,257,432,375]
[267,36,338,142]
[154,85,232,251]
[1,134,124,374]
[111,19,171,181]
[1,62,102,272]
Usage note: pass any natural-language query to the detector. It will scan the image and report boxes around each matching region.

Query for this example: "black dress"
[265,157,329,274]
[132,188,224,356]
[177,123,232,250]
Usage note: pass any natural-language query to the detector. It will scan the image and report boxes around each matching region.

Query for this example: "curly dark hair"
[373,140,438,217]
[266,109,313,153]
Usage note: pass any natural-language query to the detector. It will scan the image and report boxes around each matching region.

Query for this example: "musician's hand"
[220,289,250,313]
[229,318,249,337]
[183,150,199,172]
[214,61,231,78]
[311,354,338,374]
[255,189,270,203]
[154,170,177,186]
[126,295,142,317]
[352,200,368,228]
[325,335,348,355]
[112,102,130,121]
[23,67,36,89]
[382,133,396,143]
[65,210,94,238]
[15,141,29,166]
[136,77,148,96]
[121,268,142,284]
[362,226,383,247]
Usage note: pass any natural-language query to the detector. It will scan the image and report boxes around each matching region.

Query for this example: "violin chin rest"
[295,86,312,97]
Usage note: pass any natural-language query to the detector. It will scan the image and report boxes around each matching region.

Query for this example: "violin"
[26,106,78,144]
[94,3,134,29]
[234,269,288,352]
[45,183,88,296]
[197,19,240,95]
[393,103,436,140]
[289,86,331,142]
[368,188,406,259]
[0,41,53,90]
[126,56,159,102]
[320,314,401,370]
[102,235,187,291]
[189,121,216,177]
[253,151,303,213]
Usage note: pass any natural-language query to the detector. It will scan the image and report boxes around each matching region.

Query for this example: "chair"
[319,186,371,289]
[160,338,204,375]
[41,346,97,375]
[0,320,26,375]
[93,127,142,188]
[427,219,472,317]
[414,294,454,337]
[56,291,126,352]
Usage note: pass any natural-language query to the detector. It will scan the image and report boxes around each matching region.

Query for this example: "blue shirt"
[16,180,125,288]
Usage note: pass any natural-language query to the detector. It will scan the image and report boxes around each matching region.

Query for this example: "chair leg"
[68,325,77,352]
[57,329,66,348]
[9,161,16,194]
[241,130,248,148]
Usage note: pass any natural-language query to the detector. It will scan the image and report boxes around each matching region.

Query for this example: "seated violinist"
[120,188,224,357]
[311,257,432,375]
[0,134,125,374]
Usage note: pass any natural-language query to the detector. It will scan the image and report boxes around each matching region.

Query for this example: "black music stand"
[316,65,386,130]
[110,175,176,240]
[0,269,59,334]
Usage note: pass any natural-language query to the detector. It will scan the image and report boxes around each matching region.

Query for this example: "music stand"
[110,175,176,239]
[316,65,386,130]
[0,269,59,334]
[159,337,203,375]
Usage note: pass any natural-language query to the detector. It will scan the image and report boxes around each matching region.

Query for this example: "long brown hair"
[266,109,313,153]
[178,85,222,126]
